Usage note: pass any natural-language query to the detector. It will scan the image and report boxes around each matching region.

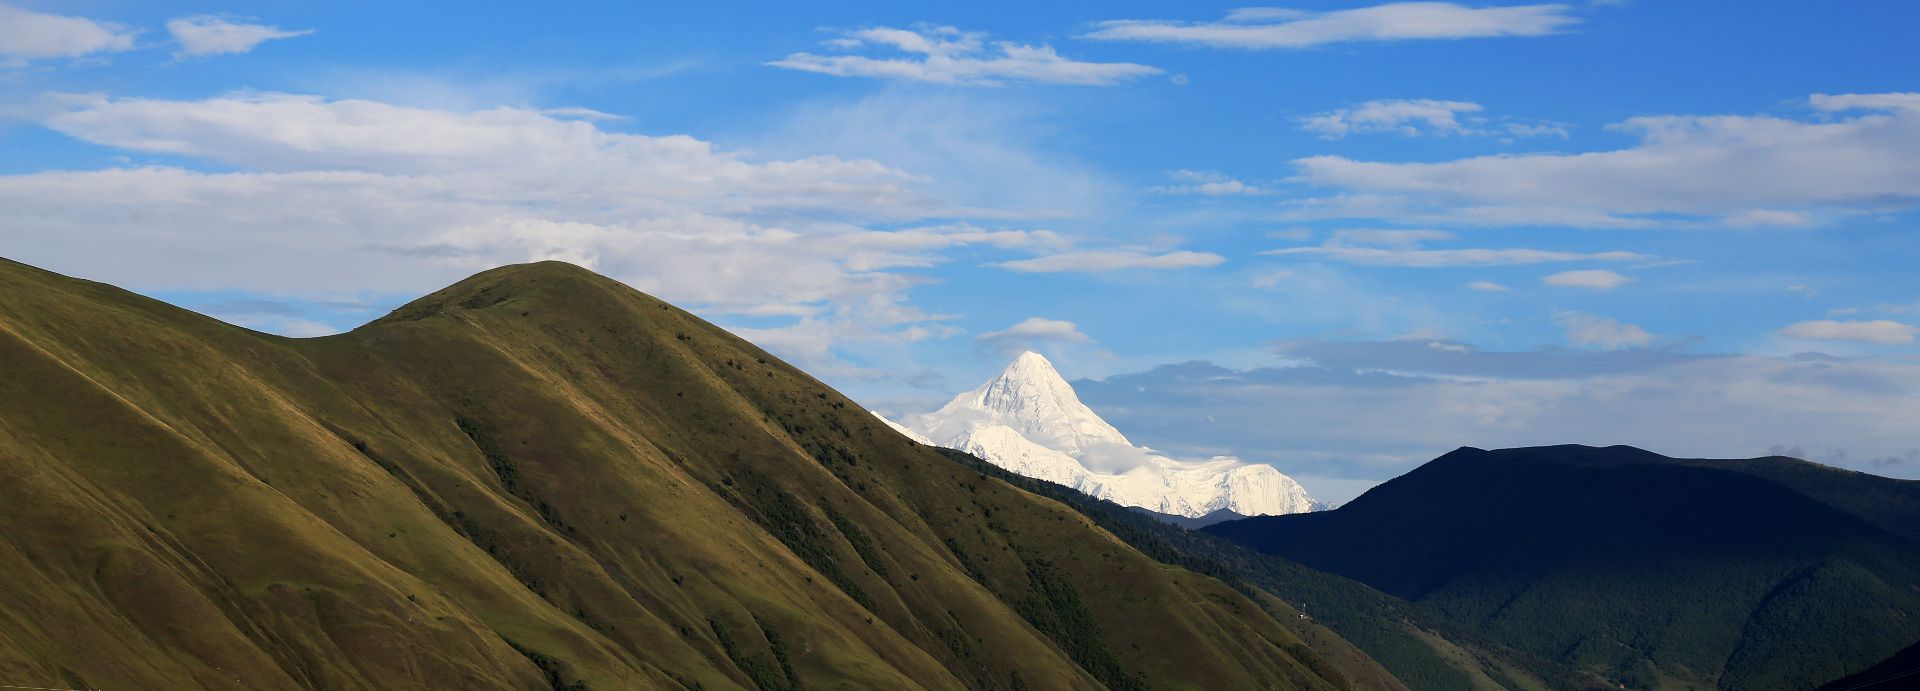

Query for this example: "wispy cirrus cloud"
[14,90,1251,376]
[1780,319,1917,345]
[165,16,313,58]
[1081,3,1580,50]
[1327,229,1456,247]
[976,317,1093,356]
[1271,246,1647,267]
[0,3,137,65]
[1543,269,1632,289]
[1556,311,1654,350]
[1299,99,1567,139]
[1262,228,1651,267]
[770,26,1161,86]
[1074,344,1920,503]
[5,91,1096,376]
[1148,169,1272,196]
[998,249,1225,273]
[37,92,935,213]
[1288,93,1920,228]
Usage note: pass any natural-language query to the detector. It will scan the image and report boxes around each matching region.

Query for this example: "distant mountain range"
[1206,444,1920,690]
[8,255,1918,691]
[0,257,1369,690]
[929,445,1582,691]
[901,351,1320,518]
[1129,506,1250,529]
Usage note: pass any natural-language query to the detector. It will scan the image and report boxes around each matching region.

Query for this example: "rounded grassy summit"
[0,257,1370,690]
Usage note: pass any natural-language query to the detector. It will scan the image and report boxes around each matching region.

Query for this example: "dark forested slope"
[1207,445,1920,690]
[933,448,1585,691]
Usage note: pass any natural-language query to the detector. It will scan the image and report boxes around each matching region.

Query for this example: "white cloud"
[1264,230,1649,267]
[14,91,1222,372]
[976,317,1092,356]
[188,297,365,338]
[1502,122,1570,139]
[251,317,340,338]
[1542,269,1631,289]
[1811,92,1920,112]
[1251,269,1295,288]
[166,15,312,57]
[39,92,932,215]
[1289,93,1920,228]
[1326,228,1457,247]
[0,3,137,64]
[1302,98,1472,137]
[4,92,1105,372]
[1780,320,1917,345]
[1149,169,1271,196]
[540,107,628,121]
[1074,349,1920,502]
[759,90,1120,219]
[1300,99,1566,139]
[769,26,1161,86]
[979,317,1089,343]
[0,167,1004,314]
[1082,3,1580,49]
[998,249,1225,273]
[1273,194,1667,230]
[1722,209,1813,228]
[1467,280,1509,291]
[1271,246,1647,267]
[725,319,845,374]
[726,314,962,379]
[1556,312,1653,349]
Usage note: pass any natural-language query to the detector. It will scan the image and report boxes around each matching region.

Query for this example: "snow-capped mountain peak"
[976,351,1079,414]
[906,352,1318,518]
[933,351,1132,457]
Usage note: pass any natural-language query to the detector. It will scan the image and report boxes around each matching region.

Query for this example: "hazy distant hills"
[1130,507,1250,529]
[0,258,1361,690]
[1207,444,1920,690]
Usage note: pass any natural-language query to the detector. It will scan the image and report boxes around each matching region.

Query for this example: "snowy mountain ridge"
[903,351,1318,518]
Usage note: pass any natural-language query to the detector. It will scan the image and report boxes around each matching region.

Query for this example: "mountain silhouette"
[1207,444,1920,689]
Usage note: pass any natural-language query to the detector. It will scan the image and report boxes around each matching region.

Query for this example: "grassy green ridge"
[1209,445,1920,690]
[930,447,1584,691]
[0,257,1359,690]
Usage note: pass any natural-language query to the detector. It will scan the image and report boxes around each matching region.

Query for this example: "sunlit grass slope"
[0,257,1367,690]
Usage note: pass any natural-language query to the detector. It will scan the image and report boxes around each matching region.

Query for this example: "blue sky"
[5,2,1918,502]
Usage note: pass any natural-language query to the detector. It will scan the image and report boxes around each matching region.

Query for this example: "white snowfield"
[872,412,934,445]
[900,351,1318,518]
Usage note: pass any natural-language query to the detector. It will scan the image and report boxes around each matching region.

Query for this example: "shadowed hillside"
[935,448,1589,691]
[1816,640,1920,690]
[0,257,1360,690]
[1207,445,1920,690]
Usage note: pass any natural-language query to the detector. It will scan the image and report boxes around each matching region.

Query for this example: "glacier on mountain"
[905,351,1318,518]
[873,412,935,445]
